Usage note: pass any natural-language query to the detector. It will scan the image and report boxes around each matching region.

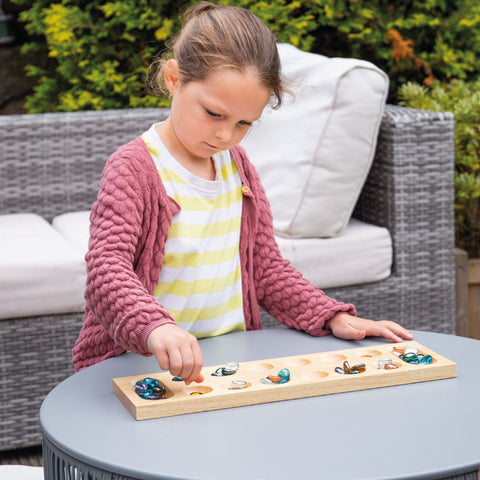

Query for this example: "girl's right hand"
[146,324,204,385]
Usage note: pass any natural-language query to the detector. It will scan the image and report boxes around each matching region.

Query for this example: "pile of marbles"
[133,377,167,400]
[393,346,433,365]
[335,361,366,375]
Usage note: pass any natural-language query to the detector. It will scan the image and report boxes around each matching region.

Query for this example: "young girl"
[72,1,412,383]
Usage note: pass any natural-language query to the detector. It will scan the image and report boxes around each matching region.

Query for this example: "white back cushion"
[242,43,389,238]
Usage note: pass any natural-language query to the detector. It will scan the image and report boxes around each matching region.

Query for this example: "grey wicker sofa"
[0,104,455,452]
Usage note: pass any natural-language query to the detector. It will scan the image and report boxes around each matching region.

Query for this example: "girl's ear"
[164,59,180,95]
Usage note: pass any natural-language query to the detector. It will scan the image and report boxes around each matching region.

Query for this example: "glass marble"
[384,363,399,370]
[212,362,239,377]
[377,358,393,369]
[261,368,290,385]
[229,380,248,390]
[351,363,366,373]
[419,354,433,364]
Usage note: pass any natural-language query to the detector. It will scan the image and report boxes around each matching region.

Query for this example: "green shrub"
[221,0,480,100]
[12,0,189,112]
[12,0,480,112]
[398,80,480,258]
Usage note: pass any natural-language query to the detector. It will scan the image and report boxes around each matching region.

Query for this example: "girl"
[72,1,412,383]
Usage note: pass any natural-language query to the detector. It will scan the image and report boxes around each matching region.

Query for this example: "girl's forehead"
[196,67,270,115]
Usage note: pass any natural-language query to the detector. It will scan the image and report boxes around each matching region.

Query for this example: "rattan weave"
[331,105,456,333]
[0,105,455,452]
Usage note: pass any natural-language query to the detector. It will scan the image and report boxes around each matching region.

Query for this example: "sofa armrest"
[354,104,455,279]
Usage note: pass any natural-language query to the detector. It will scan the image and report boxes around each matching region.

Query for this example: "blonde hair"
[150,1,286,109]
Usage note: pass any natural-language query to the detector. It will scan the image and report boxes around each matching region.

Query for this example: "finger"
[190,343,204,383]
[377,321,413,341]
[156,350,170,373]
[369,324,404,343]
[183,339,203,385]
[167,348,183,378]
[178,347,195,384]
[392,325,414,340]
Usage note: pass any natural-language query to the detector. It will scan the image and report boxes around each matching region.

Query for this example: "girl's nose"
[214,125,233,143]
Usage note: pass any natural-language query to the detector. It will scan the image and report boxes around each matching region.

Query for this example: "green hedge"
[399,80,480,259]
[12,0,189,111]
[12,0,480,112]
[225,0,480,96]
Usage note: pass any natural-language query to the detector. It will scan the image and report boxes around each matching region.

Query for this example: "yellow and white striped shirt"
[142,124,245,338]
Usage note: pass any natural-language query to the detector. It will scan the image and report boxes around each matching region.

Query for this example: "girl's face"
[163,62,271,167]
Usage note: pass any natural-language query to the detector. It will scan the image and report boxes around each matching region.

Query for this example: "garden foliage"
[224,0,480,96]
[11,0,189,112]
[12,0,480,111]
[399,80,480,259]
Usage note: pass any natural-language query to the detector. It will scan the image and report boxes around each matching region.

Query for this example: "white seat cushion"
[276,219,392,289]
[0,466,43,479]
[51,211,390,291]
[242,43,389,238]
[0,214,86,319]
[52,210,91,254]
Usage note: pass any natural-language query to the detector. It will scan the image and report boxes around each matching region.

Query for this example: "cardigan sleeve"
[241,151,357,336]
[84,138,177,355]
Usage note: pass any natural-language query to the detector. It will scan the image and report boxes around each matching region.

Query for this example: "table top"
[41,329,480,480]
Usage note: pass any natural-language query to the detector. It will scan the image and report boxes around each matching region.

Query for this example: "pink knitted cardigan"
[72,137,356,371]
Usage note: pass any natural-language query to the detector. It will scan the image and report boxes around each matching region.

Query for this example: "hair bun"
[182,1,217,21]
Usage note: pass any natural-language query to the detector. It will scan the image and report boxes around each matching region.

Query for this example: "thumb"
[338,322,366,340]
[352,328,367,340]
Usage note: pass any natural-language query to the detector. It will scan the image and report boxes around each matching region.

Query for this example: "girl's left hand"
[327,312,414,343]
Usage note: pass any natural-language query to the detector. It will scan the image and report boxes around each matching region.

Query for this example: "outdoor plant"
[11,0,189,112]
[219,0,480,100]
[398,80,480,259]
[12,0,480,112]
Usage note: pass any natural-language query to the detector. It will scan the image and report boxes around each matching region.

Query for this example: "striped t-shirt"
[141,124,245,338]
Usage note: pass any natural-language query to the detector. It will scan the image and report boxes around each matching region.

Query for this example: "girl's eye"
[206,109,221,118]
[239,120,252,127]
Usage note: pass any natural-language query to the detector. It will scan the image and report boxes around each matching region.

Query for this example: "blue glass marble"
[419,354,433,364]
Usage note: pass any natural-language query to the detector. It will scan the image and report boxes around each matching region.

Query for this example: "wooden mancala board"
[112,341,457,420]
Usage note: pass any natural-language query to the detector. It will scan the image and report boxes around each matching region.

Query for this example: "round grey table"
[41,329,480,480]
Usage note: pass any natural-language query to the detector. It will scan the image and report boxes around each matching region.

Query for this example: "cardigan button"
[241,185,250,194]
